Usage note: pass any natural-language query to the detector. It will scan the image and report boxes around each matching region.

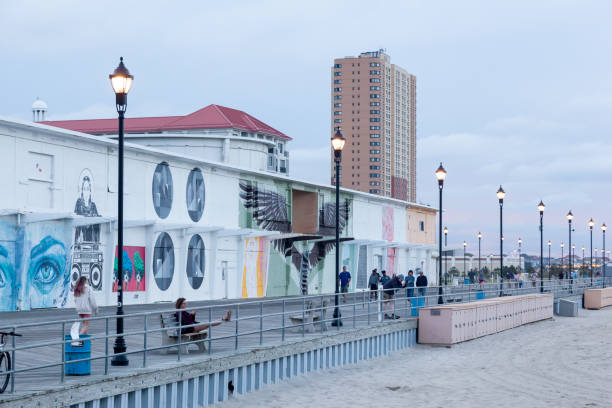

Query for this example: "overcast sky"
[1,0,611,256]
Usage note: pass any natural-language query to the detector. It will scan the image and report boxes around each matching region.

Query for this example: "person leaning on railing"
[416,270,428,297]
[175,298,231,334]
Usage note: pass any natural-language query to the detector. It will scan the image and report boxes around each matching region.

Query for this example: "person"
[383,274,403,319]
[380,270,391,286]
[416,270,428,298]
[478,268,486,289]
[338,266,351,303]
[530,271,538,287]
[468,270,476,284]
[368,269,380,300]
[175,298,231,334]
[73,276,98,335]
[558,271,564,281]
[513,272,519,288]
[518,271,524,289]
[405,270,415,301]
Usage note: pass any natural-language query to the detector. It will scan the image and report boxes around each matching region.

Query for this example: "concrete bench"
[160,313,208,354]
[289,300,329,332]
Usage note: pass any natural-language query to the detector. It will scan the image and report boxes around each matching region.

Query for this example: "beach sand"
[220,307,612,407]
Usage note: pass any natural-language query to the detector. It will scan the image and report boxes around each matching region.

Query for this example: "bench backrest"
[160,312,180,337]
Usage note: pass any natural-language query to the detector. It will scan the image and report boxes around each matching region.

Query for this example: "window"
[334,103,342,107]
[370,141,380,146]
[278,143,283,153]
[370,158,381,162]
[370,94,380,99]
[334,63,342,68]
[370,110,380,114]
[369,181,380,186]
[369,165,380,169]
[369,118,380,122]
[370,78,381,83]
[334,87,342,92]
[369,126,380,130]
[369,62,380,67]
[369,86,380,90]
[334,111,342,115]
[370,102,380,106]
[370,173,380,178]
[370,70,381,75]
[334,95,342,100]
[334,79,342,84]
[419,221,425,232]
[370,149,380,154]
[370,133,380,138]
[334,71,342,76]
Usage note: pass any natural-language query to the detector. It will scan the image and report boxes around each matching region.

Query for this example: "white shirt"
[74,285,98,315]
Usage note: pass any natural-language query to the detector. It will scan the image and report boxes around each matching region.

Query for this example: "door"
[221,261,229,299]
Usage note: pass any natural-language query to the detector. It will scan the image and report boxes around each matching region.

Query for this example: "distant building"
[331,49,416,201]
[42,104,292,176]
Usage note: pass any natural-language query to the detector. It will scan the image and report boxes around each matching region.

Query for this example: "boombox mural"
[239,180,351,297]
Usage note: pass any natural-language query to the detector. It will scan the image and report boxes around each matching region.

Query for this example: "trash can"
[64,334,91,375]
[411,297,424,316]
[476,291,486,300]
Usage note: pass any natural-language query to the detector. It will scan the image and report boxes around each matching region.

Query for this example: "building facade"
[0,117,436,312]
[330,49,416,202]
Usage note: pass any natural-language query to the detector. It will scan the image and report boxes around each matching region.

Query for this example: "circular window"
[186,235,206,289]
[152,162,173,219]
[186,168,205,222]
[153,232,174,291]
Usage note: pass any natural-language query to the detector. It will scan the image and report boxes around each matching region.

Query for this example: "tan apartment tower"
[331,49,416,201]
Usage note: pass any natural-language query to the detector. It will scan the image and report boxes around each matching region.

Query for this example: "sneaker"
[394,314,400,319]
[384,313,391,319]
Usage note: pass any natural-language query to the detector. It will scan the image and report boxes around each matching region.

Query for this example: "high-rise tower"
[331,49,416,201]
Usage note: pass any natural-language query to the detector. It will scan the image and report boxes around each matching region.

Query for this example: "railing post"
[353,297,356,328]
[208,307,212,355]
[302,297,305,338]
[259,302,263,345]
[60,322,65,384]
[178,310,182,361]
[143,314,147,368]
[11,325,16,393]
[282,299,286,342]
[104,318,109,375]
[320,296,325,334]
[368,292,371,326]
[377,287,383,322]
[235,304,240,350]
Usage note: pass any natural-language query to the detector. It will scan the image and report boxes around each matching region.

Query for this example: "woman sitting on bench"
[175,297,231,334]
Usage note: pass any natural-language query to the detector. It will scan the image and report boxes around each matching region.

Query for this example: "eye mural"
[0,243,17,311]
[153,232,175,291]
[186,168,205,222]
[71,169,103,291]
[152,162,173,219]
[25,235,70,309]
[186,234,205,289]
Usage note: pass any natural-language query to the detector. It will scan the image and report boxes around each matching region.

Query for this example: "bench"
[160,313,208,354]
[289,300,329,332]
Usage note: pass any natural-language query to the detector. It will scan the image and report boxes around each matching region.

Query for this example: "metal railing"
[0,277,609,394]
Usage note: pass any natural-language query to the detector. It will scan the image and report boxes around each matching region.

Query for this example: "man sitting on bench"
[175,297,231,334]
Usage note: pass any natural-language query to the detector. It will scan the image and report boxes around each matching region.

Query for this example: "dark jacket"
[416,275,428,287]
[383,276,403,295]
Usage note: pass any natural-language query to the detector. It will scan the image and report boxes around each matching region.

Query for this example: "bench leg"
[196,341,207,353]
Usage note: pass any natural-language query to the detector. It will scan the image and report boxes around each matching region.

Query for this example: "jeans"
[417,287,426,297]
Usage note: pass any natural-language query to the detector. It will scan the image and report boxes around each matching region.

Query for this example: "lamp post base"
[111,337,129,366]
[331,308,343,327]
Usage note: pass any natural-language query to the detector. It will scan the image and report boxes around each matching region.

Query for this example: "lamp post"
[567,211,573,280]
[589,218,594,286]
[443,226,448,285]
[582,246,585,270]
[518,238,522,273]
[331,129,346,326]
[477,232,482,277]
[561,242,564,278]
[463,241,467,281]
[497,186,505,296]
[538,201,545,292]
[109,57,133,367]
[603,223,607,287]
[547,240,551,279]
[435,163,447,304]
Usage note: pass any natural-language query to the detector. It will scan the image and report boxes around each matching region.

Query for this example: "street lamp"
[436,163,446,304]
[477,232,482,279]
[567,211,573,280]
[109,57,133,367]
[589,218,594,286]
[497,186,506,296]
[538,201,545,292]
[603,223,607,287]
[582,246,585,268]
[518,238,522,273]
[463,241,467,282]
[561,242,565,278]
[443,226,448,285]
[547,240,551,279]
[331,129,345,326]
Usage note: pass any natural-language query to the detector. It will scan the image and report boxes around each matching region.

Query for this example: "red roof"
[41,104,291,140]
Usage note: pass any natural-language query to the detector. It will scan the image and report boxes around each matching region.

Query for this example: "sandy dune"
[220,307,612,408]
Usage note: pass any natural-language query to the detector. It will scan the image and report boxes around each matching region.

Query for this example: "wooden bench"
[289,300,329,332]
[160,313,208,354]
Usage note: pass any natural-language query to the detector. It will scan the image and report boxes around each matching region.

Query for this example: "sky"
[1,0,611,257]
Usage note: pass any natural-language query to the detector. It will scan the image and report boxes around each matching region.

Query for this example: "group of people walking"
[368,268,428,319]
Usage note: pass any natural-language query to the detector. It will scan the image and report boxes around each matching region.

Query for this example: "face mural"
[153,232,174,291]
[186,235,205,289]
[71,169,103,291]
[113,246,146,292]
[186,168,205,222]
[0,242,17,311]
[152,162,173,219]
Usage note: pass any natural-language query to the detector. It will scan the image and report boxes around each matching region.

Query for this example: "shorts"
[383,292,393,300]
[340,285,349,293]
[479,279,485,283]
[78,314,91,318]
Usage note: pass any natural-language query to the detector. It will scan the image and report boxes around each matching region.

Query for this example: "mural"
[22,221,72,310]
[113,246,146,292]
[186,168,205,222]
[0,221,19,311]
[152,162,173,219]
[239,181,350,295]
[186,234,205,289]
[382,206,396,275]
[153,232,174,291]
[71,169,104,291]
[241,236,269,297]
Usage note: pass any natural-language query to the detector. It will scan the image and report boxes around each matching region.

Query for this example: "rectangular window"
[278,143,283,153]
[334,79,342,84]
[370,70,381,75]
[370,149,380,154]
[334,87,342,92]
[370,94,380,99]
[369,181,380,186]
[419,221,425,231]
[369,141,380,146]
[369,173,380,178]
[370,102,380,106]
[334,111,342,115]
[369,126,380,130]
[369,62,380,67]
[334,63,342,68]
[370,134,380,138]
[334,119,342,123]
[334,103,342,107]
[334,71,342,76]
[334,95,342,100]
[369,158,381,162]
[369,118,380,122]
[370,110,380,114]
[369,86,380,90]
[369,165,380,169]
[369,78,381,83]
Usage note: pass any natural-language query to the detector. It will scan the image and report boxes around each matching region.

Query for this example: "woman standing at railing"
[73,276,98,335]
